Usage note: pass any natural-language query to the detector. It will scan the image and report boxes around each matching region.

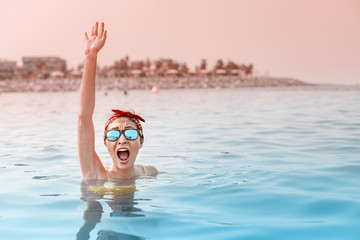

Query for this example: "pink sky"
[1,0,359,85]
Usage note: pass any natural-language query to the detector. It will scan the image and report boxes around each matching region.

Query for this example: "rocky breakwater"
[0,76,311,93]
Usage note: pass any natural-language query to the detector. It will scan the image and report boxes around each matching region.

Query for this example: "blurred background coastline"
[0,56,310,92]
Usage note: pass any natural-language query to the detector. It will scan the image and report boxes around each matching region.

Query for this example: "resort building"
[0,60,18,80]
[22,56,66,78]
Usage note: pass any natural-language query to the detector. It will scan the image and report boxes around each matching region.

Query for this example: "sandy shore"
[0,76,310,92]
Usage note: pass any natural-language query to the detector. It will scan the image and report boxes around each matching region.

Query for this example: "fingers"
[99,22,104,38]
[88,22,105,40]
[94,22,99,36]
[102,30,107,41]
[91,24,95,36]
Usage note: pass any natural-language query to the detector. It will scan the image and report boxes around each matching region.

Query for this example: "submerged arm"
[78,22,107,179]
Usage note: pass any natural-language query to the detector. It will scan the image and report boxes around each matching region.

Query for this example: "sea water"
[0,86,359,240]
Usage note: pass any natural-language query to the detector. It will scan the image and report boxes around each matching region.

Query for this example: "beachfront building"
[0,60,18,80]
[22,56,66,79]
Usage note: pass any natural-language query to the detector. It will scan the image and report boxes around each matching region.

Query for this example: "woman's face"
[105,117,143,170]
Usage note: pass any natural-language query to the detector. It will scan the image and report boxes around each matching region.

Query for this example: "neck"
[109,165,136,179]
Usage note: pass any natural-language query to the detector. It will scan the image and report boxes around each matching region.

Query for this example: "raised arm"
[78,22,107,179]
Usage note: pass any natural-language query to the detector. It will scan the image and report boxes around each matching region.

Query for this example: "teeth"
[118,149,128,152]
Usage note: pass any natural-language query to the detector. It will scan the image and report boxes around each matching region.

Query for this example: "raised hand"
[84,22,107,55]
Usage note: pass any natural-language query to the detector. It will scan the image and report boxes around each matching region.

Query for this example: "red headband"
[105,109,145,139]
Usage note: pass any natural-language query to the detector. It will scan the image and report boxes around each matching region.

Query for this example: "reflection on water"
[77,179,148,240]
[96,230,146,240]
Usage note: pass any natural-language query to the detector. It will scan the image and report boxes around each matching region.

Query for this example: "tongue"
[118,151,130,160]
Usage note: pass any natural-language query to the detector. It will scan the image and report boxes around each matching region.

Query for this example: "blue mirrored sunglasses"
[105,129,139,141]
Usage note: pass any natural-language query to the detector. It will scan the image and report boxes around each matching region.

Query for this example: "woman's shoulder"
[139,164,158,176]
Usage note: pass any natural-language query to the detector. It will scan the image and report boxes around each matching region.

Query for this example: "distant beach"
[0,76,310,93]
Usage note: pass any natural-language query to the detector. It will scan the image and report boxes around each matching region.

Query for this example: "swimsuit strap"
[142,165,147,176]
[106,172,111,182]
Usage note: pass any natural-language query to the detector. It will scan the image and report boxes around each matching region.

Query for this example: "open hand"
[84,22,107,55]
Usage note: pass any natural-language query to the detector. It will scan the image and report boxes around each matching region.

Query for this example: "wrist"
[84,52,98,58]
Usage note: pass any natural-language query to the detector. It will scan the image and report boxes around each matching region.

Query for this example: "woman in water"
[78,22,158,179]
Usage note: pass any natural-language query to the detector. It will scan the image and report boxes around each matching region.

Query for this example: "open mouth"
[117,149,130,163]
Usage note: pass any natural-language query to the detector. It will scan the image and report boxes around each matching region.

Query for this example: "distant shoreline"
[0,76,311,93]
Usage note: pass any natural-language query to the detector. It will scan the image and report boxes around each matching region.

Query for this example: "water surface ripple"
[0,86,359,239]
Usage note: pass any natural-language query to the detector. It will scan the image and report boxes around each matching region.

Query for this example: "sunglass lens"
[125,129,138,140]
[106,130,120,141]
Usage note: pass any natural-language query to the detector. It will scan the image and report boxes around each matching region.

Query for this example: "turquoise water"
[0,86,359,239]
